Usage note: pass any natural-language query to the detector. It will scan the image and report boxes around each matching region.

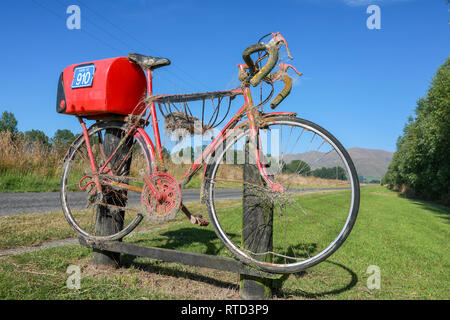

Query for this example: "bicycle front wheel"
[204,116,359,273]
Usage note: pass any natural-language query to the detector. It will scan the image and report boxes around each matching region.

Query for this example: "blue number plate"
[71,64,95,88]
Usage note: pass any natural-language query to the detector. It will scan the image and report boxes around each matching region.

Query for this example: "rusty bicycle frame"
[75,32,299,223]
[62,32,360,283]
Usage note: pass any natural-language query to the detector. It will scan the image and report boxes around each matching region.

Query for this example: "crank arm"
[180,203,209,227]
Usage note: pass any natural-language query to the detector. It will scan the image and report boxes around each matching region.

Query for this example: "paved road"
[0,189,243,216]
[0,187,352,216]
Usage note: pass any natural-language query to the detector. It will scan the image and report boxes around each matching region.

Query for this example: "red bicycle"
[57,32,359,273]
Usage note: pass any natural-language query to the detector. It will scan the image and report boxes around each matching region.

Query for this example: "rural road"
[0,189,242,216]
[0,187,352,216]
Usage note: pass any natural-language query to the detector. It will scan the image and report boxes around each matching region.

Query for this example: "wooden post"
[240,139,274,300]
[92,128,132,267]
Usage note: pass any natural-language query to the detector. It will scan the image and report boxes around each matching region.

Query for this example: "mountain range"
[283,147,393,178]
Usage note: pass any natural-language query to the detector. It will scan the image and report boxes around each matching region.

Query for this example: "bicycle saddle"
[128,53,171,70]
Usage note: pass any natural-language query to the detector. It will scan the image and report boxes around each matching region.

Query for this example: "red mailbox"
[57,57,147,116]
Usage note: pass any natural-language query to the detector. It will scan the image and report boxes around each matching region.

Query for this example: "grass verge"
[0,171,61,193]
[0,186,448,299]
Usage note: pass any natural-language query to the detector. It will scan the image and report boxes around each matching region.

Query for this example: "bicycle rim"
[60,122,151,241]
[205,116,359,273]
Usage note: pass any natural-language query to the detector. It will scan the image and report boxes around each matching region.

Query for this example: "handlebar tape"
[270,74,292,109]
[242,43,265,76]
[242,43,279,87]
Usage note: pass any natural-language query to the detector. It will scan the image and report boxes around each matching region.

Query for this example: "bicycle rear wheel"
[61,121,152,241]
[204,116,359,273]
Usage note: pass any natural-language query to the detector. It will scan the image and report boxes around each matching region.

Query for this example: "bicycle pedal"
[190,215,209,227]
[198,218,209,227]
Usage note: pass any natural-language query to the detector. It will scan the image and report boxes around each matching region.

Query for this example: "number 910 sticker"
[71,64,95,88]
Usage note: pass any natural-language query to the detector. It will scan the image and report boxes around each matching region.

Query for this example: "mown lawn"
[0,186,448,299]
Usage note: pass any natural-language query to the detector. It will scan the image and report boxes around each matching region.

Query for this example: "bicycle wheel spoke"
[61,123,150,240]
[206,117,359,273]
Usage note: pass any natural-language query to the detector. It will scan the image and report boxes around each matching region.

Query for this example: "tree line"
[382,57,450,205]
[282,159,346,180]
[0,111,76,149]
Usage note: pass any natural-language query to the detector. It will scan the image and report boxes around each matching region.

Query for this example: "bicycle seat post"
[146,68,153,96]
[145,66,166,171]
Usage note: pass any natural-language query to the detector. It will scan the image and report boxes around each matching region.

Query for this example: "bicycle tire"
[204,116,360,273]
[60,121,152,241]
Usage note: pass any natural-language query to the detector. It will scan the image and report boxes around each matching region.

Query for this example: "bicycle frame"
[77,64,296,196]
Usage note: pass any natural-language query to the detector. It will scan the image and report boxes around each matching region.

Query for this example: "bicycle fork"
[243,87,285,193]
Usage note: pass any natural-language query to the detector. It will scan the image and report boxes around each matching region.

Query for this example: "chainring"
[141,173,181,222]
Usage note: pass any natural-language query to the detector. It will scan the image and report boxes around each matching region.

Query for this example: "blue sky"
[0,0,448,152]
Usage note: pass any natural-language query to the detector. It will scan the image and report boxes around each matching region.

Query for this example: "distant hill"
[283,147,393,178]
[347,148,393,178]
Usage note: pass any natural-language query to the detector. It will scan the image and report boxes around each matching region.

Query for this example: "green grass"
[0,186,448,299]
[278,186,449,299]
[0,171,202,193]
[0,203,203,250]
[0,171,61,193]
[0,171,87,193]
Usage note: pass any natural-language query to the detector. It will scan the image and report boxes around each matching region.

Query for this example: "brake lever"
[268,63,303,109]
[269,63,302,82]
[269,32,293,60]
